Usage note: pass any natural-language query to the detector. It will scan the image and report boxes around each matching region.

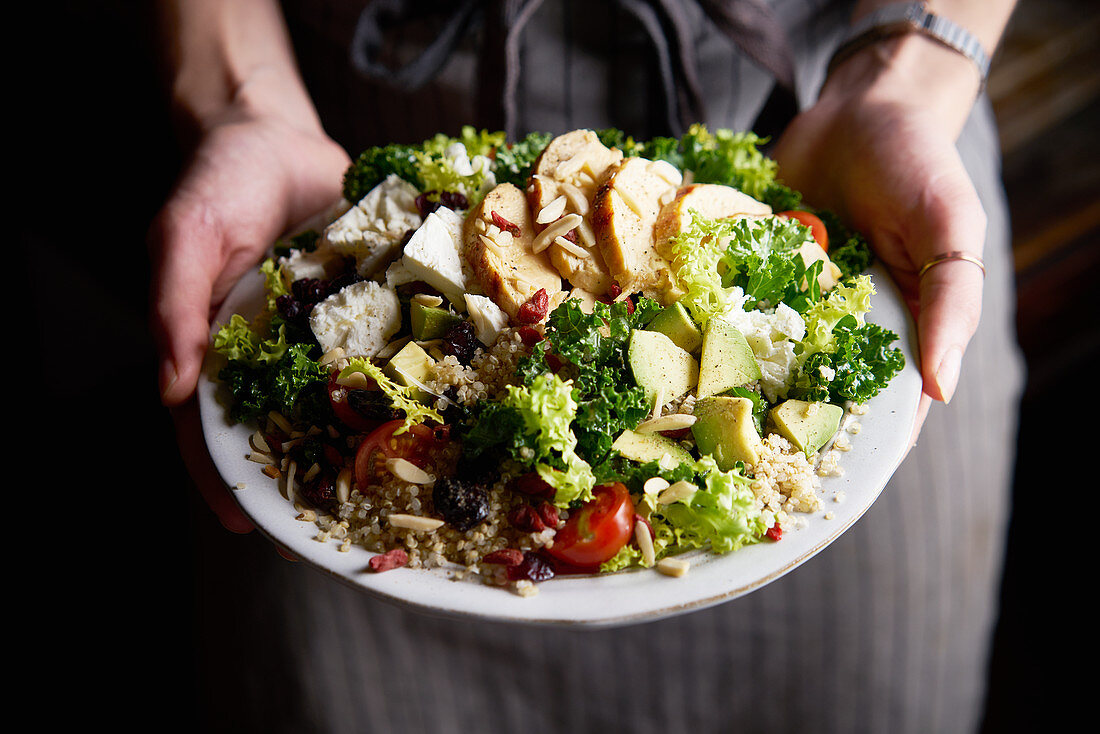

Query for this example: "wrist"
[820,32,982,137]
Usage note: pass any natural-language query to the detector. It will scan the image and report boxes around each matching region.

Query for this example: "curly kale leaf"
[218,343,332,425]
[793,317,905,404]
[493,131,553,187]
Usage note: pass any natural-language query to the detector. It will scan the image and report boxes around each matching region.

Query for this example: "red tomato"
[778,210,829,252]
[546,482,635,569]
[327,372,386,433]
[354,419,440,488]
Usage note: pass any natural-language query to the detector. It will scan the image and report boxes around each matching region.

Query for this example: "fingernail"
[935,347,962,404]
[159,359,178,402]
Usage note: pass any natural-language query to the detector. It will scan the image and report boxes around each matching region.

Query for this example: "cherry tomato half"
[327,371,385,433]
[354,419,442,489]
[778,210,829,252]
[546,482,635,569]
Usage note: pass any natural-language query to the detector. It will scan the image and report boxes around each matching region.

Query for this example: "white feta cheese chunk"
[464,293,510,346]
[321,175,421,277]
[278,247,342,285]
[309,280,401,359]
[401,206,474,307]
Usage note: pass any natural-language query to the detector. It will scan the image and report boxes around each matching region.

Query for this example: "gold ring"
[918,251,986,279]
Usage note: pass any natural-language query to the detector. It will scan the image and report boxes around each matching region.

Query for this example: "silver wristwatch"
[827,2,992,88]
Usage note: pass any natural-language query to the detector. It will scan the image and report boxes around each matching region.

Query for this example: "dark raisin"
[415,192,441,218]
[326,271,363,295]
[439,191,468,210]
[441,320,479,364]
[301,471,337,510]
[507,551,555,583]
[347,389,401,421]
[276,293,303,321]
[432,478,490,532]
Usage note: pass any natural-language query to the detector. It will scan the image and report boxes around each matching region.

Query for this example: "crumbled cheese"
[321,175,422,277]
[309,280,401,358]
[464,293,509,345]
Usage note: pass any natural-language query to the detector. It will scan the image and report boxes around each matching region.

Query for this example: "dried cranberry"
[507,551,555,583]
[515,288,549,325]
[517,326,543,346]
[300,471,337,510]
[766,524,783,542]
[562,228,579,244]
[511,472,555,498]
[536,502,559,529]
[490,211,521,236]
[508,504,546,533]
[441,320,479,364]
[607,282,623,299]
[432,478,490,531]
[482,549,524,566]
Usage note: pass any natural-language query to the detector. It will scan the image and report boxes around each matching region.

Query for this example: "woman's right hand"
[148,100,350,532]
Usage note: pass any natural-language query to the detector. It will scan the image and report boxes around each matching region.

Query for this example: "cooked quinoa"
[243,323,868,595]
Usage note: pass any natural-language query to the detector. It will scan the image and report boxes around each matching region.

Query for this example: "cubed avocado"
[410,301,463,340]
[769,399,843,456]
[646,302,703,353]
[383,341,435,402]
[696,319,761,398]
[611,429,694,467]
[628,329,699,409]
[691,395,764,469]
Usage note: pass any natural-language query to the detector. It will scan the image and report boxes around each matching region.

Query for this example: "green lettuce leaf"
[500,372,596,506]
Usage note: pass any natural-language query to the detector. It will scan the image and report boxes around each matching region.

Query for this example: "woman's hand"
[773,34,989,448]
[148,103,349,532]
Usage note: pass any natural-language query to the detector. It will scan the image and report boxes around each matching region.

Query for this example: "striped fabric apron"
[191,3,1026,732]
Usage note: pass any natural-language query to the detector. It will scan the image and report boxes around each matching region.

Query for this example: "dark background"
[28,1,1096,730]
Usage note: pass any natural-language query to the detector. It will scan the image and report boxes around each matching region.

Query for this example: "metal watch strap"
[826,2,991,89]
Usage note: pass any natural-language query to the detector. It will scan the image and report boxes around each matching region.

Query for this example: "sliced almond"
[635,519,656,567]
[532,213,583,254]
[250,430,271,454]
[388,514,445,532]
[536,195,568,224]
[656,557,690,577]
[411,293,444,308]
[318,347,346,366]
[386,457,435,485]
[336,467,352,503]
[657,480,697,505]
[635,414,697,434]
[614,186,644,219]
[643,476,671,496]
[553,236,591,259]
[559,181,590,215]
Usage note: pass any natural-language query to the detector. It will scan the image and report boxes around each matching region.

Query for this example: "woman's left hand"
[772,34,989,449]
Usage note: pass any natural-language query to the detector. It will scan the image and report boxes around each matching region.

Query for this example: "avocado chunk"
[646,302,703,353]
[383,341,435,402]
[769,399,843,456]
[691,396,765,469]
[696,319,762,398]
[628,329,699,409]
[612,429,694,467]
[410,301,463,341]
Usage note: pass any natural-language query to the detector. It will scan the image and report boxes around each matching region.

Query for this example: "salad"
[212,125,904,596]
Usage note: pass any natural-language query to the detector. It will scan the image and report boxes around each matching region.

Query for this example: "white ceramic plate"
[198,261,922,628]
